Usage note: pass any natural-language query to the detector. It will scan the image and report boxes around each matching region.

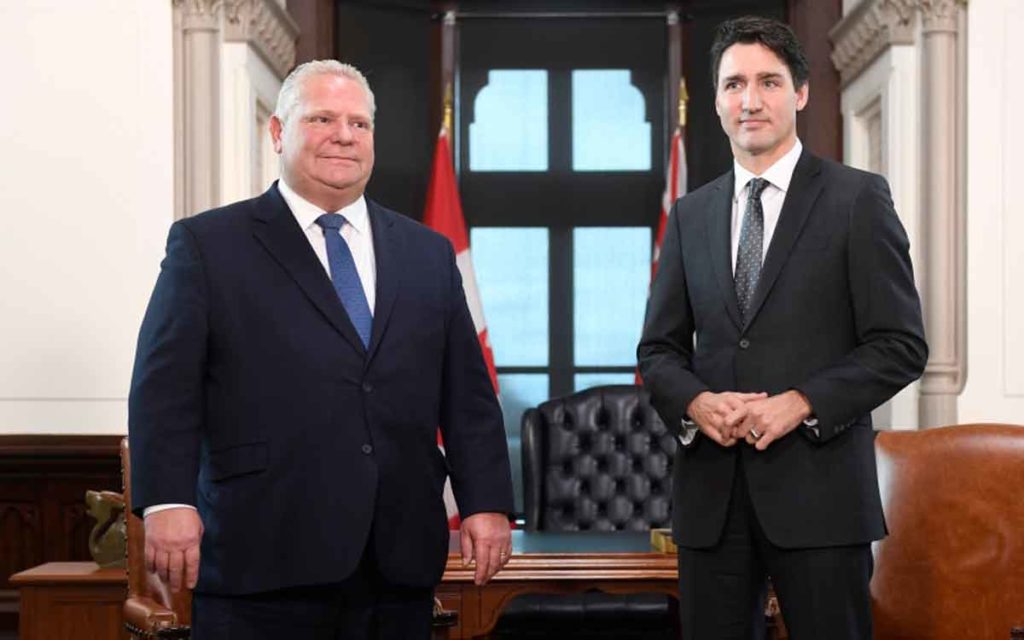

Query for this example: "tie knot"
[315,213,348,231]
[747,177,769,201]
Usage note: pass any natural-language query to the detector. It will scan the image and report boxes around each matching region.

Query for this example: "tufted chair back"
[521,385,675,532]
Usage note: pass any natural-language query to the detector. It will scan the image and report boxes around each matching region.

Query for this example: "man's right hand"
[143,507,203,592]
[686,391,767,446]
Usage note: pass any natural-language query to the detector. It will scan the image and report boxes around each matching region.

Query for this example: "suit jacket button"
[361,444,373,454]
[362,382,373,393]
[739,338,750,349]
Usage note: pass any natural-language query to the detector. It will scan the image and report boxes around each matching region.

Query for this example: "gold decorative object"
[650,528,677,554]
[85,489,127,568]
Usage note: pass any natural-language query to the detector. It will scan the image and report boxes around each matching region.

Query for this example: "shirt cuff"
[143,503,197,517]
[678,419,699,446]
[802,417,820,438]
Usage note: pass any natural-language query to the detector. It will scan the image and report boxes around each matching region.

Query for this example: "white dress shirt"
[730,138,803,272]
[144,181,378,518]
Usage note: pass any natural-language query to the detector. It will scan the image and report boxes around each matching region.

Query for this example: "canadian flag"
[651,126,688,280]
[423,126,500,529]
[639,127,688,385]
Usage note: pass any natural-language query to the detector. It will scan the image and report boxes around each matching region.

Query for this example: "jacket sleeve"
[436,241,515,517]
[794,174,928,442]
[637,200,710,444]
[128,221,207,517]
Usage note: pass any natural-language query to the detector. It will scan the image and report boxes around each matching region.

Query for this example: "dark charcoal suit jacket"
[129,183,513,594]
[638,151,927,550]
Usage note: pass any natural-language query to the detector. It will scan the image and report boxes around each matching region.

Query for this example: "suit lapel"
[743,151,824,330]
[705,171,743,330]
[251,183,367,356]
[365,200,400,364]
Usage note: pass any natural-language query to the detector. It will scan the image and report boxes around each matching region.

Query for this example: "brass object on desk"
[86,489,126,568]
[650,527,677,554]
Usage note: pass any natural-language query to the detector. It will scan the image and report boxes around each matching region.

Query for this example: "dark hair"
[709,16,809,90]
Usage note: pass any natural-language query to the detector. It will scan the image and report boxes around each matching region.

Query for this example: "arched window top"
[469,70,548,172]
[572,70,651,171]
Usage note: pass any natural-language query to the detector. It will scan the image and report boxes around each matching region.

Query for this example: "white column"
[917,0,967,427]
[174,0,222,218]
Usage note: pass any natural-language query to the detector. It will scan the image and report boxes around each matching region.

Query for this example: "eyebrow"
[722,71,785,84]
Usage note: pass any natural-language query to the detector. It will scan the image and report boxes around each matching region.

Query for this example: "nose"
[331,121,355,144]
[742,85,763,112]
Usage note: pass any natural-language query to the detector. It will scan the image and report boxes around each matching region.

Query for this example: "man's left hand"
[459,512,512,586]
[726,390,813,451]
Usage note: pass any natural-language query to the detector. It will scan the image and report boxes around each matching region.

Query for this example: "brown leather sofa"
[873,424,1024,640]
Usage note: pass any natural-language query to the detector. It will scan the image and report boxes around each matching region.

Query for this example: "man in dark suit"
[129,60,514,639]
[638,16,927,640]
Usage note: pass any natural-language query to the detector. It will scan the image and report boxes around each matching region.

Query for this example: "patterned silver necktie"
[734,177,769,323]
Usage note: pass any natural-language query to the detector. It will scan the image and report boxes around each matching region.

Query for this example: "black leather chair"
[494,385,678,639]
[521,385,675,532]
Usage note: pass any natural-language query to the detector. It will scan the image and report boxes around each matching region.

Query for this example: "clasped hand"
[686,390,812,450]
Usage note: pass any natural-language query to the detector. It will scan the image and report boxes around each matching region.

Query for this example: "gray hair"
[274,60,376,125]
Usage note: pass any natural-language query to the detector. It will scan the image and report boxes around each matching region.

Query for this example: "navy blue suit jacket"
[638,152,927,550]
[129,183,513,594]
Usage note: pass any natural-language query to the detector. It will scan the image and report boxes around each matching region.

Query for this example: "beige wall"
[0,1,174,433]
[960,0,1024,424]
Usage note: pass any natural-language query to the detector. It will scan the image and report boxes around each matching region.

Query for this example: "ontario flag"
[423,125,500,529]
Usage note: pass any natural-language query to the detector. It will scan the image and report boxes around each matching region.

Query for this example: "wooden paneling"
[0,435,123,634]
[788,0,843,161]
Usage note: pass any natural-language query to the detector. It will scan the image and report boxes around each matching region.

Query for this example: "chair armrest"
[124,596,189,637]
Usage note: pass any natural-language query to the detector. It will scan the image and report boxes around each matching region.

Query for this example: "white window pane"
[498,373,550,514]
[575,373,636,392]
[469,70,548,172]
[471,228,549,366]
[572,70,651,171]
[574,227,651,366]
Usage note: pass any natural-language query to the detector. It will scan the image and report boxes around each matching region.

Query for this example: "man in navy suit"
[638,17,927,640]
[129,60,514,639]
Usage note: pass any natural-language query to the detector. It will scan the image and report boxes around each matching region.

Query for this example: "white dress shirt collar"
[277,179,370,237]
[732,138,803,201]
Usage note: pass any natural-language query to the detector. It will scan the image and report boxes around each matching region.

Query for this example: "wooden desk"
[438,531,678,639]
[10,562,128,640]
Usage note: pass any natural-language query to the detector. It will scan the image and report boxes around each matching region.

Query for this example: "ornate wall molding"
[831,0,970,86]
[224,0,299,78]
[920,0,964,33]
[174,0,222,30]
[830,0,917,87]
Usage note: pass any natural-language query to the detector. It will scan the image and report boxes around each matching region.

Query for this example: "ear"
[795,82,810,112]
[269,115,284,154]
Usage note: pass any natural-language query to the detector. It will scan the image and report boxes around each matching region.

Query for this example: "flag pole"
[678,78,688,131]
[443,82,454,136]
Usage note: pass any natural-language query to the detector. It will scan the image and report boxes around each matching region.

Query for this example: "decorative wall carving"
[920,0,963,32]
[831,0,970,85]
[830,0,917,87]
[173,0,222,30]
[224,0,299,78]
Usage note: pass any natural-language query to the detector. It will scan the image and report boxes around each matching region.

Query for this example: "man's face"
[714,42,808,163]
[271,74,374,208]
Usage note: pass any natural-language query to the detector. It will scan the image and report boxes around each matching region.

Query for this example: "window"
[458,15,666,513]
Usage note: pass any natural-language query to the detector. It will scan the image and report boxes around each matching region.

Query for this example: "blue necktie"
[315,213,372,348]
